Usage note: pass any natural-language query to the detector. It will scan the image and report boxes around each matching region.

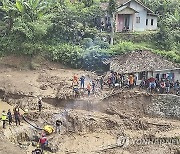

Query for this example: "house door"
[118,14,124,32]
[124,15,130,29]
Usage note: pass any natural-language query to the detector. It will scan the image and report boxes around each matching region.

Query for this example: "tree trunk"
[110,14,115,45]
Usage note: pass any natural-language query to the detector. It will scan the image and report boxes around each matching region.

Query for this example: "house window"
[151,19,154,25]
[146,19,148,25]
[136,17,140,23]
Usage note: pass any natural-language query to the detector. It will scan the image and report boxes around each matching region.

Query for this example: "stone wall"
[146,94,180,119]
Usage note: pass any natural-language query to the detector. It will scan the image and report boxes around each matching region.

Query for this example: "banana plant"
[0,0,55,33]
[0,0,18,33]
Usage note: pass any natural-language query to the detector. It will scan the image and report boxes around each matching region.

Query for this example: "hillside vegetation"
[0,0,179,70]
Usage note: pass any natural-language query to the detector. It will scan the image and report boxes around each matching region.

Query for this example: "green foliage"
[108,41,141,55]
[108,0,116,16]
[48,43,83,68]
[0,0,180,72]
[81,38,94,48]
[140,0,180,51]
[107,40,180,63]
[48,1,104,43]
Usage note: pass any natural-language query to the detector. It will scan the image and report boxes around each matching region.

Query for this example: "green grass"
[108,40,180,63]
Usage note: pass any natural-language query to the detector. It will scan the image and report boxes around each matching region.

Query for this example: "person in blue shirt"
[80,75,85,89]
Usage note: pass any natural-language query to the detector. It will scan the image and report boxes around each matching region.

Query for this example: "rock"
[40,84,48,90]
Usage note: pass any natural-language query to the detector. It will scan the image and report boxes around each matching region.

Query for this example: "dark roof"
[110,51,178,73]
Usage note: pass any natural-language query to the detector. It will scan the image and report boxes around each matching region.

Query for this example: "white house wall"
[146,15,158,30]
[129,14,133,30]
[128,0,147,31]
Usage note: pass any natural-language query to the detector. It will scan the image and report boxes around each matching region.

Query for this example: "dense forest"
[0,0,179,70]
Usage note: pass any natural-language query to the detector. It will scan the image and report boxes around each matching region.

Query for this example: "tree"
[0,0,55,39]
[48,0,103,43]
[108,0,116,45]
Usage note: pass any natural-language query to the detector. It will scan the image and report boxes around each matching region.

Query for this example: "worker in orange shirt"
[129,75,134,89]
[73,75,78,82]
[87,83,91,96]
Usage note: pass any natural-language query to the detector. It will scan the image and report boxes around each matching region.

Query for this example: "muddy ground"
[0,56,180,154]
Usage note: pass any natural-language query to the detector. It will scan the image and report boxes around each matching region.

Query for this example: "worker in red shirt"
[39,134,48,152]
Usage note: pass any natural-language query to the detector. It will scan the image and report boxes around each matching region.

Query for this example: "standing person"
[92,81,95,94]
[14,108,21,126]
[117,73,121,89]
[2,110,7,129]
[55,119,62,134]
[80,75,85,89]
[38,97,42,112]
[160,79,166,94]
[108,77,111,88]
[124,76,129,88]
[73,75,78,82]
[139,77,145,90]
[87,83,91,96]
[99,77,104,90]
[165,79,170,93]
[129,75,134,89]
[148,76,156,92]
[72,79,79,98]
[134,75,137,86]
[174,80,180,93]
[111,73,116,88]
[39,134,48,152]
[7,109,12,125]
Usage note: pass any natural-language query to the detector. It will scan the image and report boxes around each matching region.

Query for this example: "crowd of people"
[106,71,180,94]
[1,108,21,129]
[72,72,180,97]
[72,74,104,97]
[140,77,180,94]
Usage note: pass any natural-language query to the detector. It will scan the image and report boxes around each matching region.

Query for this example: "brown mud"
[0,56,180,154]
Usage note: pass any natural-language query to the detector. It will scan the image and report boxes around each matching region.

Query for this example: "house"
[107,51,180,85]
[101,0,158,32]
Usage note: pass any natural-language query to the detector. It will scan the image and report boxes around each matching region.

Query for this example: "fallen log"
[146,122,170,127]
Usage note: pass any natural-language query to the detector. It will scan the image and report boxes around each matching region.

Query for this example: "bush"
[108,41,138,55]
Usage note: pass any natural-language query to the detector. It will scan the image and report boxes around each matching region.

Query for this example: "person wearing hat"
[14,108,21,126]
[2,110,7,129]
[55,119,62,134]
